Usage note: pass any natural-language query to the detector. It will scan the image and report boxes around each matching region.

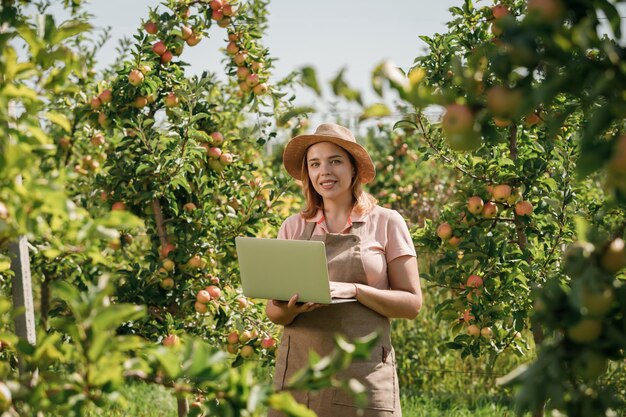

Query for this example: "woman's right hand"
[266,294,322,325]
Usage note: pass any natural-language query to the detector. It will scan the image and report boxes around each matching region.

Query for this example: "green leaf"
[267,392,317,417]
[92,304,145,333]
[52,20,92,44]
[359,103,391,121]
[277,106,315,127]
[2,83,38,100]
[300,66,321,96]
[44,112,72,133]
[191,113,210,123]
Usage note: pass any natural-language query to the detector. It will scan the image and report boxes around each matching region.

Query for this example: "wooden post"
[9,234,36,346]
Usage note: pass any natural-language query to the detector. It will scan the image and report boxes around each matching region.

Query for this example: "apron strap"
[298,221,317,241]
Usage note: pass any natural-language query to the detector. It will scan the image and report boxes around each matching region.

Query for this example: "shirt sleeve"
[277,220,288,240]
[385,210,417,262]
[278,214,302,240]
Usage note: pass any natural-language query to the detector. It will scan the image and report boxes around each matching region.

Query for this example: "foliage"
[373,0,626,415]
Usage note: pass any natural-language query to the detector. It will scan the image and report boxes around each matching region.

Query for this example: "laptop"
[235,237,356,304]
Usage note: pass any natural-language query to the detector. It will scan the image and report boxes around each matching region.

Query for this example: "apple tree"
[375,0,625,414]
[0,1,372,416]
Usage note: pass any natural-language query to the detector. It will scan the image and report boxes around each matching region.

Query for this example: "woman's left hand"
[329,282,358,299]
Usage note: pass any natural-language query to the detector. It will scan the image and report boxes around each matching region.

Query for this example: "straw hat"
[282,123,376,184]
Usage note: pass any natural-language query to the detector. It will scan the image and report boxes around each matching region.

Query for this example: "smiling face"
[305,142,355,205]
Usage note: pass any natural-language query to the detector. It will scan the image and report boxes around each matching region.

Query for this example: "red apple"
[205,285,221,299]
[97,112,109,128]
[186,34,201,46]
[91,133,105,146]
[467,196,484,215]
[448,236,462,247]
[163,334,180,347]
[181,26,193,40]
[442,104,474,134]
[236,66,251,80]
[209,0,223,10]
[239,330,252,342]
[196,290,212,304]
[437,222,453,240]
[160,277,175,290]
[164,92,179,108]
[152,40,167,56]
[253,83,268,95]
[162,259,175,272]
[222,3,234,16]
[492,184,512,202]
[466,274,483,288]
[212,10,224,21]
[527,0,565,21]
[134,96,148,108]
[160,243,176,259]
[524,113,541,127]
[226,41,239,55]
[482,201,498,218]
[228,32,239,42]
[210,131,224,145]
[187,255,205,269]
[207,147,222,159]
[183,202,197,212]
[219,152,233,165]
[480,327,493,339]
[111,201,126,211]
[515,201,533,216]
[236,297,249,310]
[244,74,259,88]
[486,86,522,118]
[251,61,264,71]
[233,51,248,66]
[240,345,254,357]
[217,18,230,28]
[261,337,276,349]
[227,331,239,344]
[90,97,102,110]
[492,4,509,18]
[467,324,480,337]
[239,82,251,93]
[59,136,71,149]
[144,21,158,34]
[98,89,112,104]
[160,50,173,64]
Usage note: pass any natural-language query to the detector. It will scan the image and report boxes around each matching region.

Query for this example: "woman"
[266,123,422,417]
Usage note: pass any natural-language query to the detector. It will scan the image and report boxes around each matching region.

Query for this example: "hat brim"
[283,134,376,184]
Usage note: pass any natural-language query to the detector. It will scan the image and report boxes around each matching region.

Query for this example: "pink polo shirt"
[277,205,417,289]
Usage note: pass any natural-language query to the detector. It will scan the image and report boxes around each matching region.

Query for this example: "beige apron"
[268,221,401,417]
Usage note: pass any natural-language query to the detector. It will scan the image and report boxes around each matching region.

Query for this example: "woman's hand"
[265,294,322,325]
[329,282,358,299]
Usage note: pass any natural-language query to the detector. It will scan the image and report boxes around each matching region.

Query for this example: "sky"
[81,0,461,106]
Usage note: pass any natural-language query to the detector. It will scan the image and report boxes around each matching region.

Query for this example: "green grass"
[84,382,177,417]
[81,382,516,416]
[401,394,517,417]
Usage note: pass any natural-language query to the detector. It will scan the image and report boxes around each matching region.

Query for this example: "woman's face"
[306,142,355,203]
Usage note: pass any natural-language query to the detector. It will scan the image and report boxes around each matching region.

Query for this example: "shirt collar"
[307,208,369,228]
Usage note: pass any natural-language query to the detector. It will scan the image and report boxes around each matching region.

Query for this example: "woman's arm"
[330,255,422,319]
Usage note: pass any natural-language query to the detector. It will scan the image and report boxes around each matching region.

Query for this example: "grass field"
[83,382,517,416]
